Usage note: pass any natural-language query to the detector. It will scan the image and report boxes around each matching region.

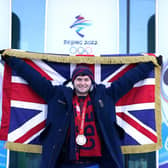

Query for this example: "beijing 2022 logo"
[70,15,92,38]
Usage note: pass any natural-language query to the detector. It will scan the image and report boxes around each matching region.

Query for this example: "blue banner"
[157,0,168,167]
[0,141,7,168]
[0,0,11,167]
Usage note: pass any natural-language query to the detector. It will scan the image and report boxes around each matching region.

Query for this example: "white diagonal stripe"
[8,100,47,142]
[8,111,46,142]
[23,129,44,144]
[101,64,128,84]
[116,109,157,136]
[117,115,155,144]
[33,60,66,84]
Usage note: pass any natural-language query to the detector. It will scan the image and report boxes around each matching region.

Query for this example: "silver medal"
[76,134,87,146]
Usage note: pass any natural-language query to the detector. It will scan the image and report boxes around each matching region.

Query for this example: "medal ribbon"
[74,95,89,135]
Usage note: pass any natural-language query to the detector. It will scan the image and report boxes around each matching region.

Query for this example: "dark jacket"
[6,57,154,168]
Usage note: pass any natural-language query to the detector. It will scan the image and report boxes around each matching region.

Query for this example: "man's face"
[73,75,92,96]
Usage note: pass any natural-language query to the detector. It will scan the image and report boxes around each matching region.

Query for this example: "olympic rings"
[69,46,92,55]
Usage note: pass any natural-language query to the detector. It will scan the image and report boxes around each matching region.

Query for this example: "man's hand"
[0,49,5,54]
[0,49,10,62]
[156,55,162,66]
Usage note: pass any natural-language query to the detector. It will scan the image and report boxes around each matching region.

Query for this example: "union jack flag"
[0,54,161,153]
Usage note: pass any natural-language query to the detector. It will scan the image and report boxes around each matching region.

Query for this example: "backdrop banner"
[44,0,119,55]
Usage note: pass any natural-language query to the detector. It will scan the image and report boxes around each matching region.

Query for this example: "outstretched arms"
[106,61,156,103]
[2,55,55,102]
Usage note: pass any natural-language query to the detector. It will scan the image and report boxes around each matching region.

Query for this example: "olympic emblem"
[69,46,92,55]
[70,15,92,38]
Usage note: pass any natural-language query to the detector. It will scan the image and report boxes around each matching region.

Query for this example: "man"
[2,55,157,168]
